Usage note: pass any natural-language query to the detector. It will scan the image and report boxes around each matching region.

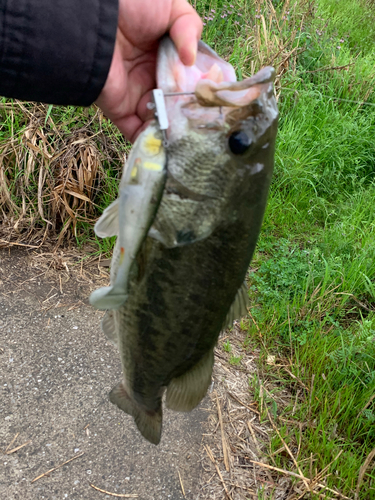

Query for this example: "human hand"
[95,0,202,142]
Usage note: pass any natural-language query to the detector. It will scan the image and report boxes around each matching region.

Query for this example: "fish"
[90,122,167,310]
[89,37,278,445]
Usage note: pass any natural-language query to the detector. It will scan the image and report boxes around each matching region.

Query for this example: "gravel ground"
[0,247,208,500]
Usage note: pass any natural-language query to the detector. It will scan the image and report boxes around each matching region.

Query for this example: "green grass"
[194,0,375,497]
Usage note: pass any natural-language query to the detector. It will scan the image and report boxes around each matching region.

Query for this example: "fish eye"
[228,130,252,155]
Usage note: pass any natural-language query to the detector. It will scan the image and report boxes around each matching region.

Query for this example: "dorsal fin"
[223,282,249,330]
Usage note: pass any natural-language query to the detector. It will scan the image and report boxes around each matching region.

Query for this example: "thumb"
[169,0,203,66]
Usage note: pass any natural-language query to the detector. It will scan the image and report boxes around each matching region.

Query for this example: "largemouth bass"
[90,37,278,444]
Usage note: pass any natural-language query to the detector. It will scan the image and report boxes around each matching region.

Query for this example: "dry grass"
[246,0,314,94]
[0,101,126,247]
[198,325,355,500]
[0,0,312,248]
[198,326,291,500]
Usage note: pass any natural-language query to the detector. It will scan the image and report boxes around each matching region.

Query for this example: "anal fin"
[223,281,249,330]
[166,349,214,412]
[109,382,162,445]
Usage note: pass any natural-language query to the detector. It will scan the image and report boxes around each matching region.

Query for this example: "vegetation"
[0,103,127,249]
[193,0,375,497]
[1,0,375,497]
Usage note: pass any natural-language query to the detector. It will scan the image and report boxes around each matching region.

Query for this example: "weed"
[0,102,127,247]
[222,339,232,353]
[229,354,242,365]
[191,0,375,496]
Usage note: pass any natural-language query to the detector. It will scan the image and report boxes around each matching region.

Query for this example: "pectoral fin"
[94,199,119,238]
[109,382,162,445]
[166,349,214,412]
[223,281,249,330]
[149,196,221,248]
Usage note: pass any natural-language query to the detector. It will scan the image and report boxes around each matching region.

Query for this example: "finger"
[118,90,155,142]
[136,90,155,123]
[169,0,203,66]
[108,91,154,142]
[113,115,152,143]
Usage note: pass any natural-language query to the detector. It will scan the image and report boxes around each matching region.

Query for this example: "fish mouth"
[157,36,276,109]
[156,36,278,141]
[194,66,275,108]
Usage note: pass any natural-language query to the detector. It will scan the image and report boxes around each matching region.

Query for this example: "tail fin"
[89,285,128,310]
[109,382,162,445]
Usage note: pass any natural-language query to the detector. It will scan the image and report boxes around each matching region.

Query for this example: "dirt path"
[0,247,208,500]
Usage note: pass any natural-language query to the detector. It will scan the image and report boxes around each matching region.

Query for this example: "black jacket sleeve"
[0,0,118,106]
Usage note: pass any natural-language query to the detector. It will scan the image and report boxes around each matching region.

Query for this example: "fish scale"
[91,37,278,445]
[166,134,227,197]
[115,218,255,399]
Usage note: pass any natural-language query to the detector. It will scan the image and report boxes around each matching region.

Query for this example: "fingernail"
[191,46,197,65]
[184,44,197,66]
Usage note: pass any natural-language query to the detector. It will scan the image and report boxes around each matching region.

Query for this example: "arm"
[96,0,203,141]
[0,0,118,105]
[0,0,202,141]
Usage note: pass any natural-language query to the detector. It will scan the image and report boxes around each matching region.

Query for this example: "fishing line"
[324,97,375,106]
[280,88,375,106]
